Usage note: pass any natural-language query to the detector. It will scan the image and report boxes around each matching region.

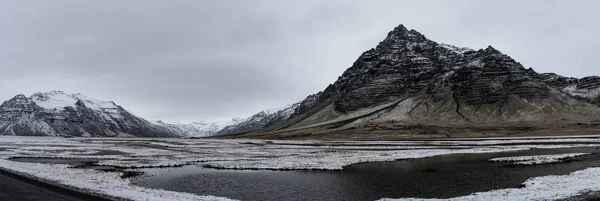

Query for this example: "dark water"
[130,147,600,201]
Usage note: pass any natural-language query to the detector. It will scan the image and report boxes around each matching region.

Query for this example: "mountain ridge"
[0,90,304,137]
[232,24,600,138]
[0,90,179,137]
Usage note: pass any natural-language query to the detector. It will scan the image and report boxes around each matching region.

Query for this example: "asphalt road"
[0,170,110,201]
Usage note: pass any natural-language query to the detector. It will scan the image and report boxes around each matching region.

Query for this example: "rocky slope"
[249,24,600,136]
[0,91,177,137]
[213,103,300,136]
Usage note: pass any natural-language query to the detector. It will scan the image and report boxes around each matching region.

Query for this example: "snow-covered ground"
[0,136,599,200]
[490,153,592,165]
[0,160,235,201]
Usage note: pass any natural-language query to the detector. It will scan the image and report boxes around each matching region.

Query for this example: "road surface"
[0,170,110,201]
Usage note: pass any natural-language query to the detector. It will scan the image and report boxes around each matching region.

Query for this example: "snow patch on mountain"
[439,43,474,55]
[268,103,300,120]
[31,90,118,110]
[30,90,78,111]
[563,85,600,99]
[71,93,119,111]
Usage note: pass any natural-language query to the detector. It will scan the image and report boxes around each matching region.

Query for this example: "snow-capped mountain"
[160,103,301,137]
[0,90,303,137]
[235,24,600,137]
[0,90,177,137]
[156,118,244,137]
[212,103,300,136]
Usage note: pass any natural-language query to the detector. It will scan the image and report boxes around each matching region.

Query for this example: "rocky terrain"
[232,24,600,139]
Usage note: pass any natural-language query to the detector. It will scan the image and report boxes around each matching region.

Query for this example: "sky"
[1,0,599,122]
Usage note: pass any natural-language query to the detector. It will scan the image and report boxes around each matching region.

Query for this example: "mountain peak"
[483,45,502,54]
[12,94,28,100]
[50,90,65,93]
[44,90,68,95]
[392,24,409,33]
[383,24,426,42]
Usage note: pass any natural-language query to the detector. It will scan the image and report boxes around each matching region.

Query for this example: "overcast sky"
[1,0,599,122]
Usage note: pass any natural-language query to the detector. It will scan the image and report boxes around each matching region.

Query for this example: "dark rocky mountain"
[0,91,177,137]
[245,24,600,136]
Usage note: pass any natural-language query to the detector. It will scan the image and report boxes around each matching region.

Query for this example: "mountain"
[213,103,300,136]
[236,24,600,138]
[6,24,600,138]
[154,103,301,137]
[0,90,302,137]
[0,90,177,137]
[155,119,244,137]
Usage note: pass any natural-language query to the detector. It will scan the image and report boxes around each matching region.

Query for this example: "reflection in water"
[129,147,600,201]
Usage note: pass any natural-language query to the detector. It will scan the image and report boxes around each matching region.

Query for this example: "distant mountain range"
[0,90,300,137]
[4,24,600,138]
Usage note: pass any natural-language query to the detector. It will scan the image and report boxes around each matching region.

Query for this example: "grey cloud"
[0,0,599,121]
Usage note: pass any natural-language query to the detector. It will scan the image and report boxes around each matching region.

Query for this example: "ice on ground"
[0,136,599,200]
[0,159,235,201]
[489,153,592,165]
[379,167,600,201]
[0,137,599,170]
